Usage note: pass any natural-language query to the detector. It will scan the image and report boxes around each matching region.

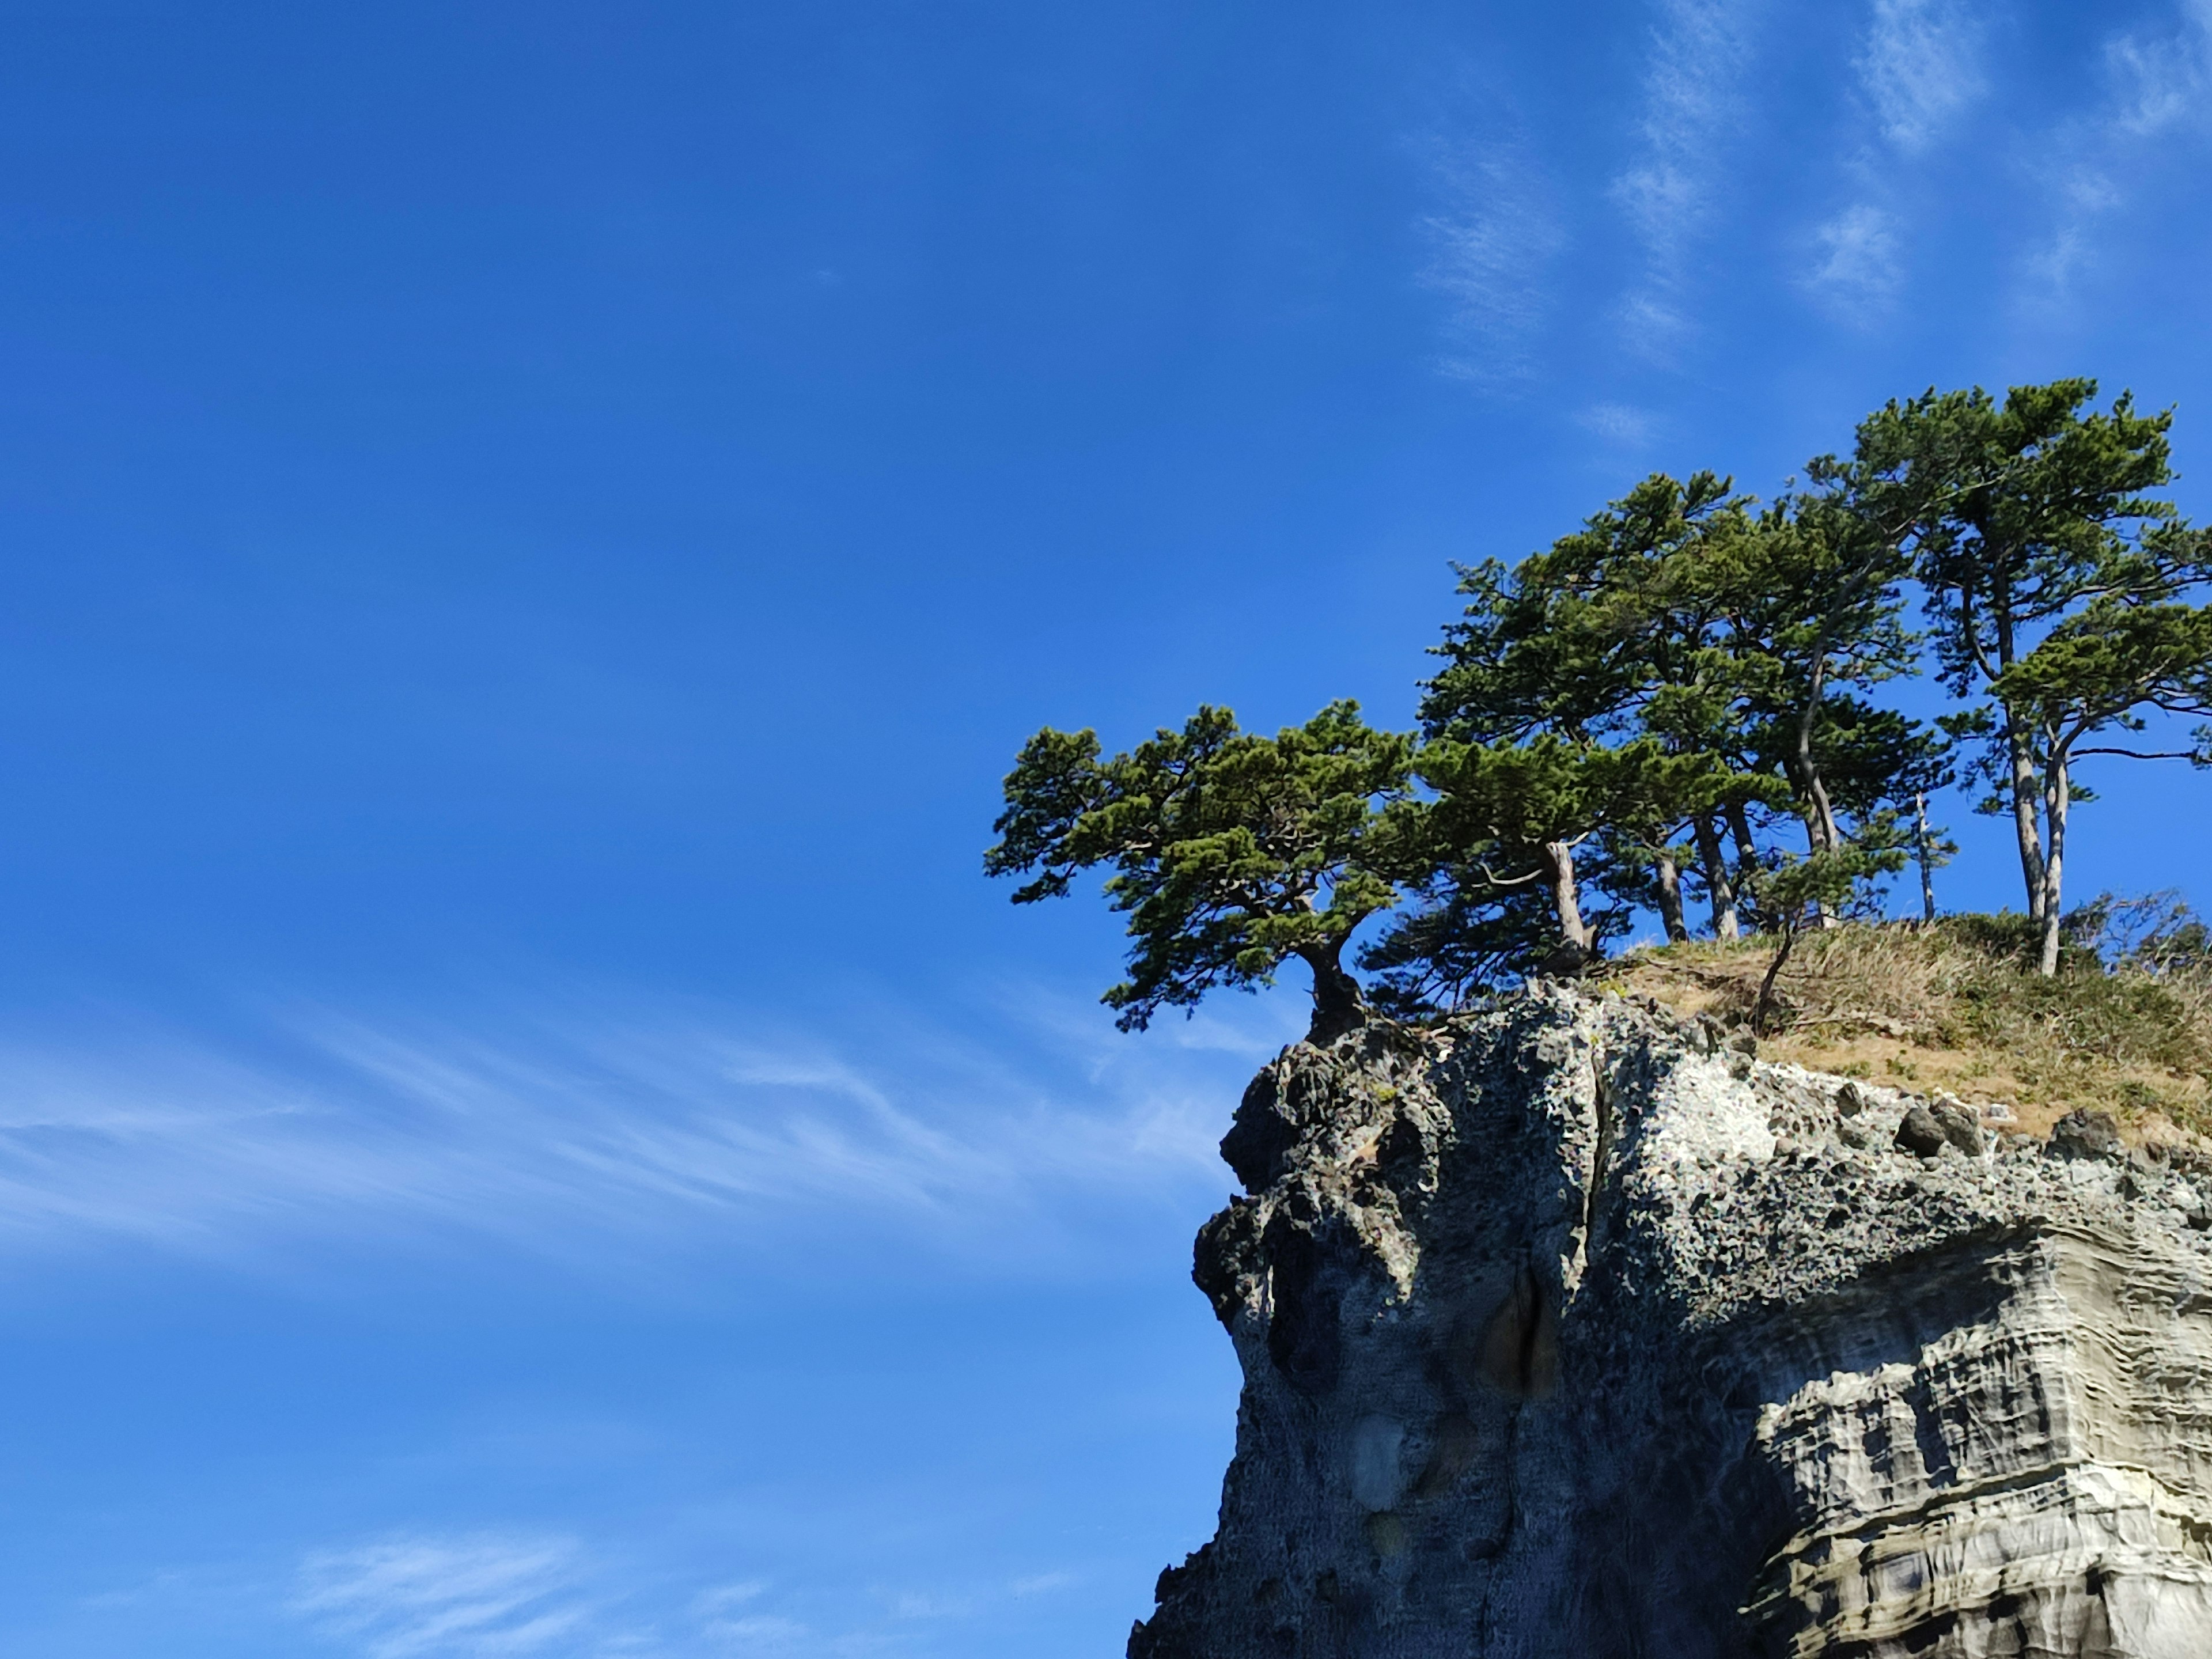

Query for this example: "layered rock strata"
[1130,983,2212,1658]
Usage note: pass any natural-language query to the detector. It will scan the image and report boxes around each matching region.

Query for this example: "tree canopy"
[984,701,1415,1037]
[1845,380,2212,970]
[991,377,2212,1033]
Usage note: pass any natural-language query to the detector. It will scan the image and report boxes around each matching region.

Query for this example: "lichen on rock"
[1131,983,2212,1658]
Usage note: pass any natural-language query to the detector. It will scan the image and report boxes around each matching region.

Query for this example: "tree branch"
[2072,746,2201,760]
[1474,862,1546,889]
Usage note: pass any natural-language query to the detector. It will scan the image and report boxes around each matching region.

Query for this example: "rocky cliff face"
[1131,983,2212,1658]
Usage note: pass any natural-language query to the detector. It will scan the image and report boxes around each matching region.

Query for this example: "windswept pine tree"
[984,702,1416,1038]
[987,377,2211,1032]
[1375,468,1949,1012]
[1847,380,2212,972]
[1401,475,1771,979]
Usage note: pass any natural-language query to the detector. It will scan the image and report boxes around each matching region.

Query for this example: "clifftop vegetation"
[987,378,2212,1046]
[1605,898,2212,1147]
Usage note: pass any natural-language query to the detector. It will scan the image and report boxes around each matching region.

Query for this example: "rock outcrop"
[1131,983,2212,1658]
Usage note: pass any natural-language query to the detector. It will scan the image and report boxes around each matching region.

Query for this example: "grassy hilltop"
[1595,908,2212,1147]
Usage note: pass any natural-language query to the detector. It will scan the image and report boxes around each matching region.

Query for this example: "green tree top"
[1847,378,2212,969]
[1422,471,1745,744]
[984,701,1415,1037]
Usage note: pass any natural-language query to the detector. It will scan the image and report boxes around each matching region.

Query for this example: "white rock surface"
[1131,983,2212,1658]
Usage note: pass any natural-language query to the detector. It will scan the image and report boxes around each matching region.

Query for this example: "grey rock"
[1131,984,2212,1659]
[2054,1108,2127,1161]
[1893,1103,1948,1158]
[1931,1098,1986,1158]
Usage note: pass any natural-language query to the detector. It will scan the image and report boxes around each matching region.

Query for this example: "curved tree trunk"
[1544,840,1594,953]
[1791,656,1842,930]
[2006,713,2049,925]
[2035,750,2071,977]
[1915,792,1937,924]
[1300,940,1366,1043]
[1725,802,1763,929]
[1654,851,1689,944]
[1694,814,1739,940]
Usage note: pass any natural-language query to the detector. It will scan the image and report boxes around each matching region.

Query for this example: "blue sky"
[2,1,2210,1653]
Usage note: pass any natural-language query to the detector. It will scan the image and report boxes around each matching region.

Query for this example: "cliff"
[1130,983,2212,1658]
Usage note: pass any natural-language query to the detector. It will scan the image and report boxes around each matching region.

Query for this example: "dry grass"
[1599,921,2212,1148]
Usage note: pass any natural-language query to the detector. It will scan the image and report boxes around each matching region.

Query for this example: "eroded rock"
[1130,984,2212,1659]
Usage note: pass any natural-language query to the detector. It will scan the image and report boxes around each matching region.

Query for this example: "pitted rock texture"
[1131,984,2212,1659]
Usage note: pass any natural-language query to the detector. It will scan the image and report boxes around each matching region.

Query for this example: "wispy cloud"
[290,1536,1086,1659]
[1857,0,1985,153]
[1804,202,1903,322]
[699,1612,815,1656]
[691,1581,820,1655]
[1415,125,1565,384]
[294,1535,592,1659]
[1609,0,1766,353]
[0,983,1272,1271]
[2024,0,2212,298]
[1578,402,1657,447]
[2106,0,2212,137]
[1802,0,1981,321]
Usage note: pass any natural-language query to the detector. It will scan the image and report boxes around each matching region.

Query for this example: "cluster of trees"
[986,380,2212,1037]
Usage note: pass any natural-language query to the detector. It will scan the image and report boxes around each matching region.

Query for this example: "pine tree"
[986,702,1416,1036]
[1849,379,2212,971]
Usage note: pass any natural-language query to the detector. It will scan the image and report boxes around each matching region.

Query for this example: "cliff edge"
[1131,983,2212,1658]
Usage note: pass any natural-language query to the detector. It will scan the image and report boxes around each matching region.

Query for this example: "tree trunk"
[2003,711,2048,924]
[1790,811,1839,930]
[1298,938,1366,1042]
[1544,839,1593,952]
[1913,793,1937,924]
[1753,909,1798,1037]
[1725,802,1758,861]
[1984,592,2047,923]
[1693,814,1739,940]
[2035,749,2071,978]
[1654,851,1688,944]
[1791,658,1842,855]
[1791,657,1842,930]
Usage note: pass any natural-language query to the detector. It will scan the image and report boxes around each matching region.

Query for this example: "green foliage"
[2063,890,2212,975]
[1358,734,1717,1011]
[1423,471,1747,745]
[1412,734,1730,866]
[1851,379,2188,701]
[1988,599,2212,756]
[1407,466,1944,994]
[988,376,2212,1033]
[984,701,1415,1032]
[1357,877,1572,1018]
[1841,380,2212,966]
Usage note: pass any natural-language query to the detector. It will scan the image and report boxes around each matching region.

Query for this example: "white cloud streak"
[0,985,1273,1271]
[1609,0,1765,351]
[1803,1,1982,321]
[1804,202,1903,321]
[2025,0,2212,297]
[1857,0,1985,153]
[294,1536,591,1659]
[1415,127,1565,384]
[2106,0,2212,137]
[1577,402,1657,446]
[292,1536,1084,1658]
